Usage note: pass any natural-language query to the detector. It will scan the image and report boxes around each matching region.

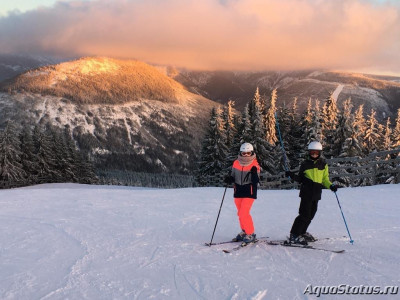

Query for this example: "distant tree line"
[196,88,400,186]
[97,169,195,188]
[0,121,97,188]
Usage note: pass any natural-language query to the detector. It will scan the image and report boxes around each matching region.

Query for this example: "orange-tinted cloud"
[1,0,399,73]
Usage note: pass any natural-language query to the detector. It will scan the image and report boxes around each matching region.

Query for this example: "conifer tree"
[75,151,98,184]
[196,107,228,186]
[298,98,312,160]
[248,88,276,174]
[221,100,237,167]
[19,126,39,184]
[332,98,363,186]
[238,103,252,144]
[50,126,71,182]
[364,109,383,153]
[33,125,59,182]
[300,99,323,159]
[229,114,243,163]
[264,89,278,145]
[392,108,400,149]
[0,121,26,185]
[338,98,363,157]
[276,105,292,169]
[382,118,392,151]
[353,104,367,152]
[321,92,339,157]
[62,127,80,182]
[313,99,324,143]
[286,97,303,168]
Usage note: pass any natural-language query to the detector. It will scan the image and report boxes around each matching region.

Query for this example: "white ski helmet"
[240,142,254,152]
[308,141,323,151]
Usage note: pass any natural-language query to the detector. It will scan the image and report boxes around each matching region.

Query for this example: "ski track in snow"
[0,183,399,299]
[332,84,344,101]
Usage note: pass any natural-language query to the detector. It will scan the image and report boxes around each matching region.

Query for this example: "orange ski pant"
[234,197,255,235]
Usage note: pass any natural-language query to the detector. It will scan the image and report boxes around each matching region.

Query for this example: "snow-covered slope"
[1,184,399,299]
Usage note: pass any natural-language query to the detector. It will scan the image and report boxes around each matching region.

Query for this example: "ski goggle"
[309,150,321,156]
[241,151,252,156]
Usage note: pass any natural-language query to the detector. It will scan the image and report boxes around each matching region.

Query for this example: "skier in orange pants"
[234,198,255,237]
[225,143,260,244]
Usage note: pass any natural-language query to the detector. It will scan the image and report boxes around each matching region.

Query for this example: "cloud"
[1,0,400,73]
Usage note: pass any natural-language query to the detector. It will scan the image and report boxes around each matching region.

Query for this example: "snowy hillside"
[1,184,399,299]
[0,57,218,174]
[174,69,400,120]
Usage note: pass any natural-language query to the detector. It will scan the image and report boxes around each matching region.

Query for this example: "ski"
[222,239,259,253]
[267,241,345,254]
[268,236,346,244]
[205,236,269,246]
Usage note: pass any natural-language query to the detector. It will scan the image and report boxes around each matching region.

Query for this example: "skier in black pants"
[285,141,337,245]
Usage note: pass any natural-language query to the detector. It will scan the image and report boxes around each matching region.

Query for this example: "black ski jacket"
[290,157,332,201]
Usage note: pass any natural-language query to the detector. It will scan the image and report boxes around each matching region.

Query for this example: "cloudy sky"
[1,0,399,75]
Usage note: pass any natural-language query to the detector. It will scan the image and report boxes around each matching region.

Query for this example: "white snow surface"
[1,183,399,299]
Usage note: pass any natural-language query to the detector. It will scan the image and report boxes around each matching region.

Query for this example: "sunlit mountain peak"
[56,57,120,75]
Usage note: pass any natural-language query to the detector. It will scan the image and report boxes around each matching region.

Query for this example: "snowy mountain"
[173,69,400,121]
[1,55,399,176]
[0,57,218,174]
[0,183,398,299]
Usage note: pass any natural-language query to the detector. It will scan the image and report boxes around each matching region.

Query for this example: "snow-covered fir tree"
[19,126,39,184]
[33,125,59,182]
[248,88,276,174]
[62,127,80,182]
[364,109,384,153]
[74,151,98,184]
[264,89,278,145]
[237,103,253,144]
[196,107,228,186]
[221,100,237,167]
[0,121,98,188]
[313,99,324,142]
[353,104,367,150]
[392,108,400,149]
[298,98,313,160]
[337,98,363,157]
[286,97,303,169]
[228,114,243,164]
[330,98,362,186]
[321,92,339,157]
[50,127,73,182]
[0,121,26,185]
[276,105,292,170]
[300,99,323,159]
[382,118,392,151]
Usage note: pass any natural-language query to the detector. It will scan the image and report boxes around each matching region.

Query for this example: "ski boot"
[302,232,317,242]
[232,230,246,242]
[286,233,308,245]
[242,233,256,244]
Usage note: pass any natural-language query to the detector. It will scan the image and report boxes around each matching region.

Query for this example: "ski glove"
[330,184,338,192]
[224,175,234,184]
[251,166,258,174]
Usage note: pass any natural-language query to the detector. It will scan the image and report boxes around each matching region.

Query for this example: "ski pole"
[334,191,354,244]
[208,186,228,246]
[275,112,289,172]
